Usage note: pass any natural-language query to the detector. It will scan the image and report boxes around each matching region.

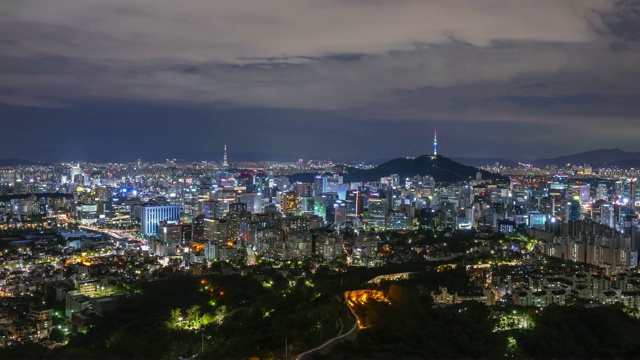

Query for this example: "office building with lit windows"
[202,200,227,219]
[157,221,182,245]
[141,205,180,236]
[368,198,387,230]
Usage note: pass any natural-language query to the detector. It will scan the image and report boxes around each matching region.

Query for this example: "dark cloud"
[602,0,640,42]
[0,0,639,160]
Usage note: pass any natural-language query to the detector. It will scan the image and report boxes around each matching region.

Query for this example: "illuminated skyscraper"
[223,145,229,168]
[433,130,438,156]
[346,190,364,216]
[71,163,82,183]
[368,197,387,230]
[631,179,637,212]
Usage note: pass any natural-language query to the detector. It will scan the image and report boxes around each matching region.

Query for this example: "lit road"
[55,214,135,241]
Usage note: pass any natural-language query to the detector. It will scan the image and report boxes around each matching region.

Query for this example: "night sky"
[1,0,639,163]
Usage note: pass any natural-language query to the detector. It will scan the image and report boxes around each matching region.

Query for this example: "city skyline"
[2,1,639,162]
[3,2,640,357]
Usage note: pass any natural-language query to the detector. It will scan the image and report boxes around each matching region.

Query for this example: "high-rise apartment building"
[281,192,299,215]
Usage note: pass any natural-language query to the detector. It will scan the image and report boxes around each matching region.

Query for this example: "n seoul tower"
[433,130,438,156]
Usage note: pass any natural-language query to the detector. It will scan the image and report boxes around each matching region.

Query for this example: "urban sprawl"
[1,148,640,350]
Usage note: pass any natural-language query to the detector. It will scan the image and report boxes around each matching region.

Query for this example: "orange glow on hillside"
[345,290,390,329]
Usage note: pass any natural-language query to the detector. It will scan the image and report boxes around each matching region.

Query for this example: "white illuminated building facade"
[141,205,180,236]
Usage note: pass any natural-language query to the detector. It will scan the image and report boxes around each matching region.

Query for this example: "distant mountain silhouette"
[0,159,41,166]
[533,148,640,168]
[450,149,640,169]
[366,158,394,166]
[338,154,509,183]
[451,157,519,168]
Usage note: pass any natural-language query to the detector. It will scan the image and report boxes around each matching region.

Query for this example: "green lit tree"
[186,305,201,328]
[167,308,183,329]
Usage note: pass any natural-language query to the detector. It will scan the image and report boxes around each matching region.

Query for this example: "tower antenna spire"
[223,144,228,168]
[433,130,438,156]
